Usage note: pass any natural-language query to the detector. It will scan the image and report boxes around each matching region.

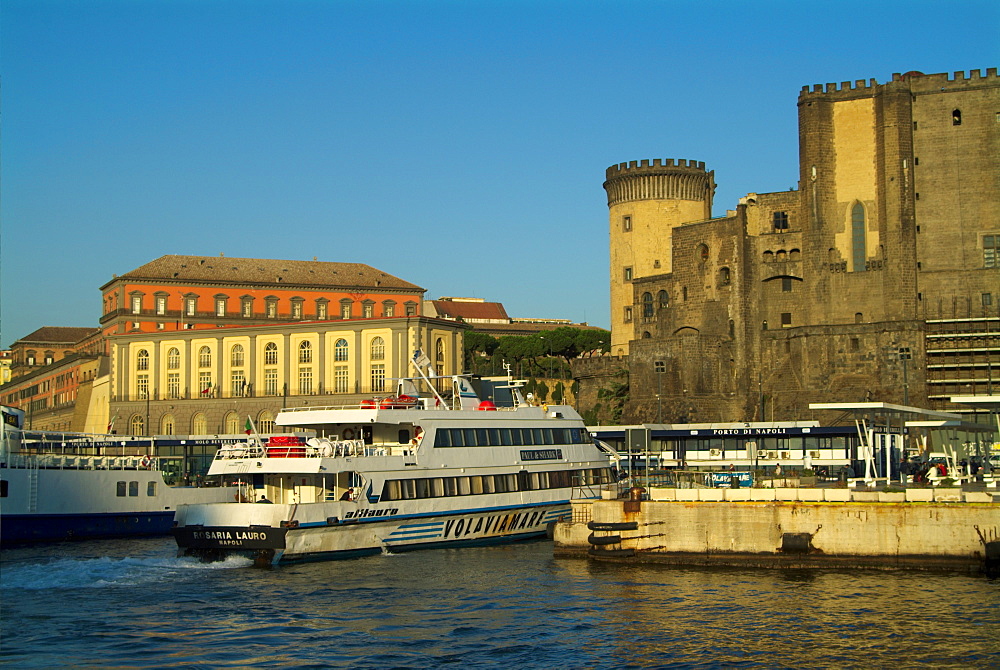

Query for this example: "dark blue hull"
[1,511,176,546]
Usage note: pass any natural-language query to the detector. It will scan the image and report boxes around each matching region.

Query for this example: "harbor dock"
[554,487,1000,575]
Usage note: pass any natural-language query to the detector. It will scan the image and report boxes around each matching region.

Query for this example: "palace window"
[192,412,207,435]
[266,297,278,318]
[383,301,396,318]
[136,374,149,400]
[230,371,246,397]
[371,364,386,393]
[131,295,143,314]
[334,365,349,393]
[231,344,245,367]
[316,300,329,320]
[264,342,278,365]
[198,372,212,395]
[167,347,180,370]
[334,338,349,362]
[130,415,144,435]
[198,346,212,368]
[298,367,313,394]
[298,341,313,364]
[291,298,304,319]
[155,295,167,315]
[370,337,385,361]
[215,297,227,317]
[242,297,254,318]
[137,349,149,371]
[363,301,374,318]
[258,412,275,433]
[436,338,445,377]
[185,297,197,317]
[167,373,180,399]
[264,368,278,396]
[340,300,353,319]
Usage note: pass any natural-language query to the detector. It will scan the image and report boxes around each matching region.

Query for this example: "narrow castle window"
[623,267,633,281]
[641,292,653,318]
[719,267,731,286]
[850,338,859,352]
[952,109,962,126]
[772,211,789,231]
[781,313,792,327]
[851,203,867,272]
[658,290,669,309]
[623,215,632,232]
[984,235,998,268]
[782,277,792,292]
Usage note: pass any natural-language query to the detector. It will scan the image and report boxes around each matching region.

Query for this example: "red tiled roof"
[15,327,100,345]
[431,300,509,321]
[105,255,424,292]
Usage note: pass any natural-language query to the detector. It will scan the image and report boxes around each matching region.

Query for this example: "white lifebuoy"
[141,455,152,468]
[342,428,355,440]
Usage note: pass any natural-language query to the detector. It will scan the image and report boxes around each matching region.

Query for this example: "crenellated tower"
[604,159,715,355]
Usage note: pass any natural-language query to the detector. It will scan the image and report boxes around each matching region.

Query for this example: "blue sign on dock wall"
[708,472,753,488]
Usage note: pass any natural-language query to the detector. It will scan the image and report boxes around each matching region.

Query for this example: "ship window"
[464,428,477,446]
[398,429,410,444]
[415,479,431,499]
[457,477,471,495]
[0,480,7,497]
[117,481,126,496]
[147,482,157,496]
[129,481,139,496]
[476,428,489,446]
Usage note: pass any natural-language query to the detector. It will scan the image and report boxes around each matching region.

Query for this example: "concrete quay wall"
[554,497,1000,574]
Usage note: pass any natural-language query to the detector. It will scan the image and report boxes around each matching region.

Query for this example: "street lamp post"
[540,336,552,379]
[898,347,912,405]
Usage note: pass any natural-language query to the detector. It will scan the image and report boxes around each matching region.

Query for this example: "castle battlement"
[605,158,708,180]
[799,68,998,99]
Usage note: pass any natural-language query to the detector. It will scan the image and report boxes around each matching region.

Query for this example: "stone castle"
[578,68,999,424]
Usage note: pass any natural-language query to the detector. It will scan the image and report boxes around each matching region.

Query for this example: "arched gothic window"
[298,341,313,364]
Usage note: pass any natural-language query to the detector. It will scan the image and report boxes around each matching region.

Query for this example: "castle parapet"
[799,68,998,101]
[604,159,715,207]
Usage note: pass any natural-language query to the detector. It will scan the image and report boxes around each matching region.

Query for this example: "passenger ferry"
[1,405,238,545]
[172,358,619,566]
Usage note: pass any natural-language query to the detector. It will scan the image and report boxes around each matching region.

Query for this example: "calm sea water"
[2,537,998,669]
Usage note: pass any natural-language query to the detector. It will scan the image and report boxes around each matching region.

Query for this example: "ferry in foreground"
[172,357,619,566]
[1,405,237,545]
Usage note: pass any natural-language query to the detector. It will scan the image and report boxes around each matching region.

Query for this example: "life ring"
[342,428,355,440]
[141,455,152,468]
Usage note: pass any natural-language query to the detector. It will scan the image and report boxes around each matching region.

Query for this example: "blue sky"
[2,0,998,347]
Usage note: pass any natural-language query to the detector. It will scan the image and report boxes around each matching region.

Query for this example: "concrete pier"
[554,490,1000,574]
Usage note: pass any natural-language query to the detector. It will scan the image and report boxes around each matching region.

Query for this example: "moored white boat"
[1,405,237,545]
[172,358,620,566]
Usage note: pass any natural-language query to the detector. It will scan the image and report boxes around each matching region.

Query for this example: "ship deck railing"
[2,452,157,471]
[214,439,415,461]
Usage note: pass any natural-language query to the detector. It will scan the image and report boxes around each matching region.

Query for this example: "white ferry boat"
[1,405,237,545]
[172,359,620,567]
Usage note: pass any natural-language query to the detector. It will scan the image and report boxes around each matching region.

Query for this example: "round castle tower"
[604,159,715,355]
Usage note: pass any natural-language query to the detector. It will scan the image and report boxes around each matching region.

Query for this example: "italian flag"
[245,418,253,435]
